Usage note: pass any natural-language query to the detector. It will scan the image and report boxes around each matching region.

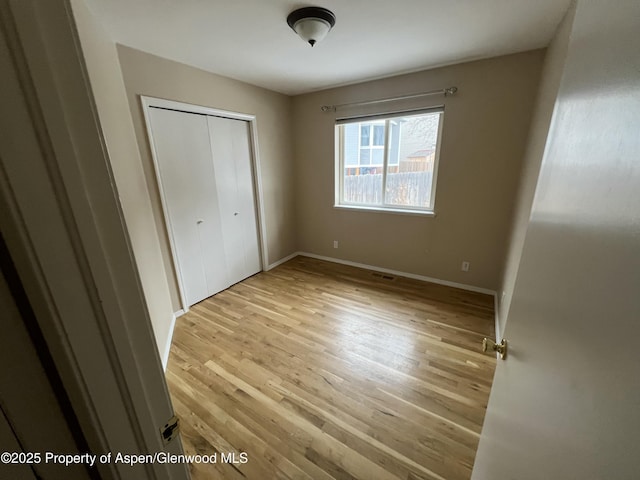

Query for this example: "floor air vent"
[372,272,396,281]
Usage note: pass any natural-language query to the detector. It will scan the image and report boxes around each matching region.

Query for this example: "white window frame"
[334,108,444,216]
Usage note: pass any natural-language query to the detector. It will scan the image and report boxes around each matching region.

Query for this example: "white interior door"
[208,115,262,283]
[472,2,640,478]
[148,107,229,306]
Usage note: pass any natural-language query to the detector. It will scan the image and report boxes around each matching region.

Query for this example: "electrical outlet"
[333,240,339,249]
[461,261,470,272]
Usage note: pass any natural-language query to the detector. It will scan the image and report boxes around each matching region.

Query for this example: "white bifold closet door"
[148,107,261,307]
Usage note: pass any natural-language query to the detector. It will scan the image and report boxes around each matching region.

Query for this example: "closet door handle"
[234,212,239,216]
[196,219,204,224]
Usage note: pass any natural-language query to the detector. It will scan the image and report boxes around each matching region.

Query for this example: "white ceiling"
[84,0,571,96]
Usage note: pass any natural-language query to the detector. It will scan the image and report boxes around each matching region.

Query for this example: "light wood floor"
[166,256,496,480]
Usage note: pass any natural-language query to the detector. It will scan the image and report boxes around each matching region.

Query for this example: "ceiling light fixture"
[286,6,336,47]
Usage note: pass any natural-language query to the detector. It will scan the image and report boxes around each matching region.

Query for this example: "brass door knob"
[482,338,508,360]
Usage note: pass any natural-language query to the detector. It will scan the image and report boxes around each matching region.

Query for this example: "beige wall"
[292,51,544,291]
[116,45,296,312]
[71,0,175,357]
[495,7,575,336]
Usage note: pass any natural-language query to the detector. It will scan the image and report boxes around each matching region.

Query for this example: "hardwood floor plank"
[166,256,496,480]
[204,358,403,480]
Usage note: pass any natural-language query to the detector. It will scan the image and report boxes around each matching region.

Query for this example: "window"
[336,109,443,214]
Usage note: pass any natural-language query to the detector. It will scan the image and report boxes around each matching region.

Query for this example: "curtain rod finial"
[444,87,458,97]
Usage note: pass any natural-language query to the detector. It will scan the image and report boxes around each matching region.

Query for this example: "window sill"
[333,204,436,217]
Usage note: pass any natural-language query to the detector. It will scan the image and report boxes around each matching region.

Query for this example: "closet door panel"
[207,116,261,283]
[148,108,228,306]
[230,120,262,276]
[189,120,230,299]
[207,116,242,281]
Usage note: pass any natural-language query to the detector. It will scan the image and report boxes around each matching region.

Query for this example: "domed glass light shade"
[287,7,336,47]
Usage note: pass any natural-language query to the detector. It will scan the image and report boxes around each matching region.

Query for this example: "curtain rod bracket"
[321,86,458,113]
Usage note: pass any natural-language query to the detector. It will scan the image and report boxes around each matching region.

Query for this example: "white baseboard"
[266,251,299,271]
[162,312,179,371]
[296,251,496,296]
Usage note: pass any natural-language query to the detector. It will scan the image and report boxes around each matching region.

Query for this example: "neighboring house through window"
[336,108,443,213]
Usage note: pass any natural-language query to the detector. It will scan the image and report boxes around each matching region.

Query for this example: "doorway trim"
[1,2,188,478]
[140,96,268,313]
